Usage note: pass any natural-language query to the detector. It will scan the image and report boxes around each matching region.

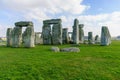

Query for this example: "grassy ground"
[0,41,120,80]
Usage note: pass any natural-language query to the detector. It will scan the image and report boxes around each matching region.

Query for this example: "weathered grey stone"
[72,19,79,44]
[68,32,73,43]
[42,24,52,45]
[12,27,22,47]
[15,21,33,27]
[42,19,62,45]
[95,35,99,44]
[52,23,62,45]
[62,28,69,44]
[88,32,93,44]
[35,32,43,45]
[51,46,60,52]
[6,28,13,47]
[79,24,84,43]
[101,26,111,46]
[43,19,61,24]
[22,26,35,47]
[60,47,80,52]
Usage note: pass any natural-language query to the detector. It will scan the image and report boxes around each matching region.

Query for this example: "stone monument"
[101,26,111,46]
[6,28,13,47]
[42,19,62,45]
[79,24,84,43]
[12,21,35,47]
[72,19,79,44]
[62,28,69,44]
[88,32,93,44]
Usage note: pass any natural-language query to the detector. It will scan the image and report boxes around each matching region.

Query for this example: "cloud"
[77,12,120,36]
[0,0,120,37]
[0,0,89,14]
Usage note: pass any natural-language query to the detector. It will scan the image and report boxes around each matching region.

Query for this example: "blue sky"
[82,0,120,14]
[0,0,120,37]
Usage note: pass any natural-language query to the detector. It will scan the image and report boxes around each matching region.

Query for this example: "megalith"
[42,24,52,44]
[42,19,62,45]
[22,26,35,47]
[6,28,13,47]
[62,28,69,44]
[52,23,62,45]
[35,32,43,45]
[12,21,35,47]
[95,35,99,44]
[101,26,111,46]
[88,32,93,44]
[72,19,79,44]
[79,24,84,43]
[12,26,22,47]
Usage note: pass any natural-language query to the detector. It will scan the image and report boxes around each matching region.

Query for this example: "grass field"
[0,41,120,80]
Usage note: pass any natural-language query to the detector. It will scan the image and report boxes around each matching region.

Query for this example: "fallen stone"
[51,46,60,52]
[60,47,80,52]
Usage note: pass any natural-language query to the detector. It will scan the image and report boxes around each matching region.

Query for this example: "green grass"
[0,41,120,80]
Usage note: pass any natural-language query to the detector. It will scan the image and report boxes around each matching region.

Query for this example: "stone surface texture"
[62,28,69,44]
[101,26,111,46]
[60,47,80,52]
[42,19,62,45]
[72,19,79,44]
[12,27,22,47]
[15,21,33,27]
[79,24,84,43]
[51,46,60,52]
[22,26,35,47]
[35,32,43,45]
[88,32,93,44]
[6,28,13,47]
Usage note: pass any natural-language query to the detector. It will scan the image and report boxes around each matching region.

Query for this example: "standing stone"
[68,32,73,43]
[95,35,99,44]
[79,24,84,43]
[62,28,69,44]
[42,24,52,45]
[101,26,111,46]
[35,32,43,45]
[88,32,93,44]
[22,26,35,47]
[6,28,13,47]
[12,27,22,47]
[72,19,79,44]
[42,19,62,45]
[52,23,62,45]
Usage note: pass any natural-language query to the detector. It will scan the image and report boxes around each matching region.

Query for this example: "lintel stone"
[43,19,62,24]
[15,21,33,27]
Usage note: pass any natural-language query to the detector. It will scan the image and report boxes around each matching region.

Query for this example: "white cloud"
[0,0,120,37]
[0,0,88,14]
[77,12,120,36]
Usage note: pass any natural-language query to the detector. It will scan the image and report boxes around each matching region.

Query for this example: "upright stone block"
[12,27,22,47]
[35,32,43,45]
[62,28,69,44]
[42,19,62,45]
[22,26,35,47]
[95,35,99,44]
[72,19,79,44]
[79,24,84,43]
[52,23,62,45]
[88,32,93,44]
[101,26,111,46]
[6,28,13,47]
[42,24,52,45]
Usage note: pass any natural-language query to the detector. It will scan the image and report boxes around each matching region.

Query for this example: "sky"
[0,0,120,37]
